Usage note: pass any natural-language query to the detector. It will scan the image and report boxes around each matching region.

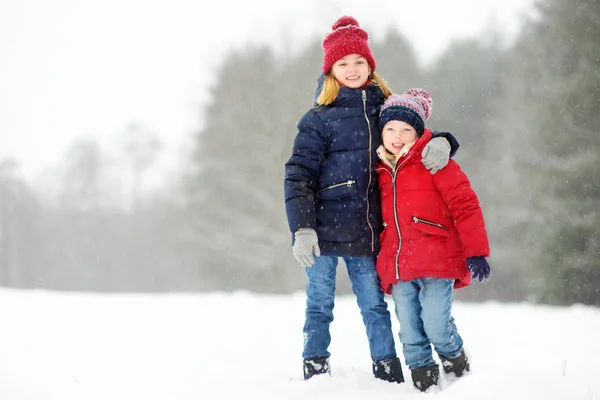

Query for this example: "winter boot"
[411,364,439,392]
[303,357,330,380]
[439,349,470,378]
[372,357,405,384]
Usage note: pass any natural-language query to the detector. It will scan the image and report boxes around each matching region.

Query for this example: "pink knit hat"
[379,88,433,135]
[321,16,376,74]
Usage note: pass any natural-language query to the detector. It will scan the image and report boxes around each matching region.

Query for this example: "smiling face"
[330,54,371,88]
[382,120,418,155]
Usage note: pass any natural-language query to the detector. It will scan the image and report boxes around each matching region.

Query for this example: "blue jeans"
[303,255,397,361]
[391,278,463,370]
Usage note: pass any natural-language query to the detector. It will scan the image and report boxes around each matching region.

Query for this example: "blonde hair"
[380,145,397,164]
[315,72,392,106]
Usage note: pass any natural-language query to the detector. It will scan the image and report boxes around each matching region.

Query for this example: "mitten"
[466,256,491,283]
[421,137,451,174]
[293,228,321,268]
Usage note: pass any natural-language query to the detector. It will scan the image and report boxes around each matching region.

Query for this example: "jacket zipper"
[412,216,449,231]
[316,180,356,193]
[362,90,375,253]
[392,154,413,279]
[391,167,401,279]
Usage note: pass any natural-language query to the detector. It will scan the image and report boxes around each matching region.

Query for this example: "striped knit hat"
[379,88,432,136]
[322,16,376,74]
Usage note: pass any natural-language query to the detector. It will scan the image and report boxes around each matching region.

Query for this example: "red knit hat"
[322,16,376,74]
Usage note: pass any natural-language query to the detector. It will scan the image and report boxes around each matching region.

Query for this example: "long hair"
[315,72,392,106]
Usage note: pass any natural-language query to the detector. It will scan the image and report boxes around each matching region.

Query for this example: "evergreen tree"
[371,30,423,92]
[425,39,501,168]
[0,160,40,287]
[185,44,322,292]
[514,0,600,305]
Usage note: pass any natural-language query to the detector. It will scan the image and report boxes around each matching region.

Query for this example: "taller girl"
[284,16,458,382]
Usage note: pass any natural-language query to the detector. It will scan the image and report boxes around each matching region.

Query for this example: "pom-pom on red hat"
[322,16,376,74]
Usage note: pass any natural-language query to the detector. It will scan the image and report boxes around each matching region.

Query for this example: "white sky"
[0,0,536,188]
[0,288,597,399]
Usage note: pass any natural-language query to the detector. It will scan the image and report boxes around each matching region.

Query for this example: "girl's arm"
[432,160,490,258]
[421,131,460,174]
[284,110,327,233]
[431,131,460,157]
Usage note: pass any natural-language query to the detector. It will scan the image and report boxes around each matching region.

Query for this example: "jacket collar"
[376,129,433,171]
[313,73,385,108]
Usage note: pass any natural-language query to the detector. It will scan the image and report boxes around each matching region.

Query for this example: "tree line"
[1,0,598,306]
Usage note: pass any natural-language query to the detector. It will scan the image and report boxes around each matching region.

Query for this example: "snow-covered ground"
[0,288,598,399]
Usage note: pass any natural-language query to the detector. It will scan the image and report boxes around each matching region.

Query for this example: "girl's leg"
[344,255,396,361]
[419,278,464,360]
[391,279,436,370]
[302,255,338,359]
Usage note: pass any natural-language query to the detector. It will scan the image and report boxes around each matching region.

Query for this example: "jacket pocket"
[402,217,451,274]
[315,180,357,199]
[411,216,450,237]
[315,180,363,242]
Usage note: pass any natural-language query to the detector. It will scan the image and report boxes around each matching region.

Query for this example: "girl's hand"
[421,137,451,174]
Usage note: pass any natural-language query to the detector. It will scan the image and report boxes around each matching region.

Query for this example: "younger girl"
[375,88,491,391]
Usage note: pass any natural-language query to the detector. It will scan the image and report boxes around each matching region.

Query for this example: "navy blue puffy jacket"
[284,77,386,256]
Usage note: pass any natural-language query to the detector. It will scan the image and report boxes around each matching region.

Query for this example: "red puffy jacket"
[375,129,490,294]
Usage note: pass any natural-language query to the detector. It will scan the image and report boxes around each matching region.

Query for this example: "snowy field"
[0,288,598,400]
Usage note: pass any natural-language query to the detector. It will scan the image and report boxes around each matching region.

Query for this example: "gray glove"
[293,228,321,268]
[421,137,451,174]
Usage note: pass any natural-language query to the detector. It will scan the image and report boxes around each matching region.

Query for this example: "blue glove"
[466,256,491,283]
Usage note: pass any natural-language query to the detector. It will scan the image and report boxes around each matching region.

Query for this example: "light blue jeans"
[391,278,463,370]
[302,255,397,361]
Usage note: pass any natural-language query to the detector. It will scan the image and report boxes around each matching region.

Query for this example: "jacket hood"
[313,73,326,103]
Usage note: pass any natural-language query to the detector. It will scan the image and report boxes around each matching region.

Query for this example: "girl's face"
[382,120,418,155]
[331,54,371,88]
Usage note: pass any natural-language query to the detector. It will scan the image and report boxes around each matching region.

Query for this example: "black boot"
[411,364,439,392]
[439,349,470,377]
[303,357,330,380]
[372,357,405,384]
